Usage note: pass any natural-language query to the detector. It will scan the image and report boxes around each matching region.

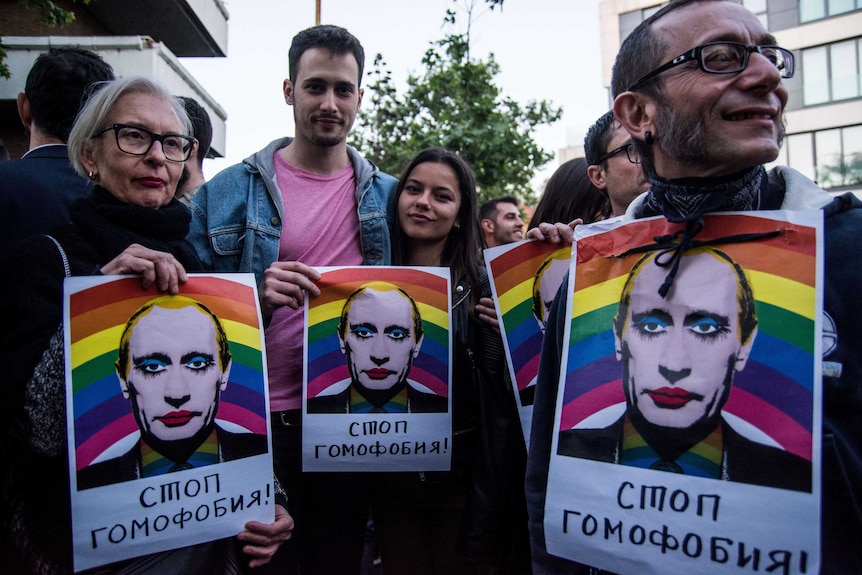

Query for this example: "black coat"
[558,415,813,492]
[0,145,92,257]
[0,187,203,573]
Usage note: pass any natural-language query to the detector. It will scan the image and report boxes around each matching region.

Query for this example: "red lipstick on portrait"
[645,387,701,409]
[364,368,396,380]
[157,411,196,427]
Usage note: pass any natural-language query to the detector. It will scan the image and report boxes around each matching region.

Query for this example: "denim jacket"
[186,137,397,283]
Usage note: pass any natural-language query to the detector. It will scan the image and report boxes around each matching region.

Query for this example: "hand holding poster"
[65,275,274,571]
[544,211,822,575]
[303,266,452,472]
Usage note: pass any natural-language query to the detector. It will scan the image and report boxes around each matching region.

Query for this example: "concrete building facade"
[0,0,227,160]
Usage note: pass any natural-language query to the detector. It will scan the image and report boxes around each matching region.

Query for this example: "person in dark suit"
[0,47,115,257]
[78,295,267,490]
[558,246,811,492]
[307,281,447,414]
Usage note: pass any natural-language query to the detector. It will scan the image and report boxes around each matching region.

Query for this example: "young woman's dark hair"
[529,158,611,229]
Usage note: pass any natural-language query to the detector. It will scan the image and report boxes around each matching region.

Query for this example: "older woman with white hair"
[0,76,292,574]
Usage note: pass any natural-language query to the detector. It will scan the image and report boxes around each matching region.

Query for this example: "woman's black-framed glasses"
[627,42,795,92]
[94,123,194,162]
[597,143,640,165]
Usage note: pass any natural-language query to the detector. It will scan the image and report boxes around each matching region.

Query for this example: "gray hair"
[68,76,191,178]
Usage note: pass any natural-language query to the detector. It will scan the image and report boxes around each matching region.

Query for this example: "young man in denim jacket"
[186,24,396,575]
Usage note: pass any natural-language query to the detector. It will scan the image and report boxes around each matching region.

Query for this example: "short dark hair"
[611,0,731,98]
[479,195,519,222]
[528,158,610,229]
[24,47,115,142]
[289,25,365,86]
[584,110,617,166]
[179,96,213,169]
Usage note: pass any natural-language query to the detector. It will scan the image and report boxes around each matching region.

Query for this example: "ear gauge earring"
[644,131,655,146]
[88,171,96,180]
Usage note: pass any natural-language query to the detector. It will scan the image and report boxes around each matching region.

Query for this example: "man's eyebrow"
[631,309,673,324]
[384,325,410,334]
[350,322,378,333]
[683,311,730,326]
[700,31,779,46]
[302,76,356,88]
[180,352,215,364]
[133,352,171,366]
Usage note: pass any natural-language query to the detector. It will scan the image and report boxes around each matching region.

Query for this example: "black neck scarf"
[638,166,768,223]
[69,185,203,271]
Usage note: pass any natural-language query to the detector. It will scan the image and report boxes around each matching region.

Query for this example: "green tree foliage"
[350,2,561,205]
[1,0,91,78]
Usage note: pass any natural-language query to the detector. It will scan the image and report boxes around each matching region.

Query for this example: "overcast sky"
[181,0,610,191]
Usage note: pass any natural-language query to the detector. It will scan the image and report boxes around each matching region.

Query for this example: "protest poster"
[303,266,452,472]
[544,211,822,574]
[65,274,272,571]
[486,240,571,442]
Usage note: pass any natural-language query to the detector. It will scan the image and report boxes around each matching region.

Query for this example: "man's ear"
[16,92,32,129]
[412,335,425,358]
[283,79,294,105]
[587,164,607,190]
[220,360,232,392]
[356,87,364,111]
[734,327,758,372]
[480,218,495,235]
[116,367,131,400]
[613,91,655,145]
[614,330,623,361]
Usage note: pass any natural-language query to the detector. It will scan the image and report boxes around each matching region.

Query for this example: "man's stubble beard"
[654,99,786,168]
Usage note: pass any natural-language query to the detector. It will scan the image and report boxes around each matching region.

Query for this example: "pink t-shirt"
[266,152,363,411]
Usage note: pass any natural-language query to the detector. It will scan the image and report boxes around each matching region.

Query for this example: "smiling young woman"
[374,147,530,575]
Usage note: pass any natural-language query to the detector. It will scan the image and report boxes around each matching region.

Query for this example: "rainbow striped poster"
[544,211,822,575]
[486,240,571,442]
[302,266,452,472]
[64,274,273,571]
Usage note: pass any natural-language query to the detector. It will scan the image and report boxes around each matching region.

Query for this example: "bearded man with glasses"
[526,1,862,573]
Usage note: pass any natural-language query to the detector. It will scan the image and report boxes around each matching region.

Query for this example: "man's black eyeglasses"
[596,143,640,165]
[627,42,795,92]
[94,124,194,162]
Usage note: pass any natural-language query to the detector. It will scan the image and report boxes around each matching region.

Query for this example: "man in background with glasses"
[584,110,650,217]
[526,1,862,573]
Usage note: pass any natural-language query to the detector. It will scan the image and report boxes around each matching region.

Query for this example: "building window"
[802,39,862,105]
[784,125,862,189]
[799,0,862,23]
